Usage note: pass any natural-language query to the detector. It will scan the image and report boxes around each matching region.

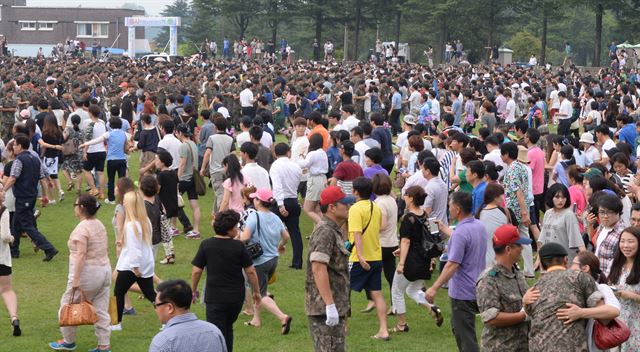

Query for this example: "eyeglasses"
[153,301,170,309]
[598,210,617,217]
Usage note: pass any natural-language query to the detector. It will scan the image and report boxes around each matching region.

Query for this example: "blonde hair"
[123,191,152,245]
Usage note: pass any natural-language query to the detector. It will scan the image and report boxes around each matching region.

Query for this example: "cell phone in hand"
[572,203,577,212]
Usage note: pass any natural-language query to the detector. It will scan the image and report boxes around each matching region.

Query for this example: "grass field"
[2,148,477,352]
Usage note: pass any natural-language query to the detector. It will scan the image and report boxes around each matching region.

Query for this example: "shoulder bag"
[245,212,264,259]
[344,201,373,253]
[59,289,98,327]
[594,318,630,349]
[187,142,206,196]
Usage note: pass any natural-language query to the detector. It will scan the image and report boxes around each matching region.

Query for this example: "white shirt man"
[549,89,560,110]
[558,96,573,120]
[239,88,254,108]
[483,143,507,178]
[343,114,359,132]
[270,154,302,207]
[429,96,441,121]
[241,162,271,190]
[407,89,422,114]
[158,132,182,170]
[505,97,517,123]
[528,55,537,66]
[291,134,310,182]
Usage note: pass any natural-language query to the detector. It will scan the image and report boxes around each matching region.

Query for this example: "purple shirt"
[447,217,488,301]
[363,164,389,180]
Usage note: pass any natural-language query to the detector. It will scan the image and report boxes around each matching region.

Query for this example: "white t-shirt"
[586,284,621,352]
[241,162,271,190]
[239,88,254,107]
[80,119,107,153]
[408,91,422,112]
[430,99,441,120]
[343,115,359,131]
[558,99,572,119]
[601,138,616,168]
[550,90,560,109]
[505,99,516,123]
[236,131,250,148]
[158,134,182,170]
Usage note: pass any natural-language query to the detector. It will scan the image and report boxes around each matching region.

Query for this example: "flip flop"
[388,324,409,333]
[281,316,292,335]
[244,321,260,327]
[371,334,390,341]
[431,305,444,327]
[360,305,375,313]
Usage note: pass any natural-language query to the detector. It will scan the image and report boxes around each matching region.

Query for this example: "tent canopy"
[616,42,640,49]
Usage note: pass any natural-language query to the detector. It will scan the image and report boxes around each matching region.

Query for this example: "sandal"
[241,310,254,316]
[281,315,292,335]
[371,334,390,341]
[244,321,260,327]
[388,323,409,333]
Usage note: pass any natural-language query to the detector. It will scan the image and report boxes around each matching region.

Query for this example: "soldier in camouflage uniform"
[476,224,531,352]
[524,243,602,352]
[305,186,354,352]
[0,88,17,143]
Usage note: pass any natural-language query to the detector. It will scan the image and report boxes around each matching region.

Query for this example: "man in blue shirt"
[467,160,487,215]
[150,280,227,352]
[616,114,637,156]
[370,113,394,173]
[449,90,462,127]
[223,38,230,59]
[388,84,402,136]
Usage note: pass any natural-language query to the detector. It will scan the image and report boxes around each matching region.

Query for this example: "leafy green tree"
[506,31,541,61]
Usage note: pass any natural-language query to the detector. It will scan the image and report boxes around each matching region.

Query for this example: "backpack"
[409,213,445,260]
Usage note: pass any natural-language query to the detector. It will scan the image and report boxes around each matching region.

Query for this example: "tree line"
[154,0,640,66]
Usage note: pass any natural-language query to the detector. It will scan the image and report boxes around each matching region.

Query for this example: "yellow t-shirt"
[348,200,382,262]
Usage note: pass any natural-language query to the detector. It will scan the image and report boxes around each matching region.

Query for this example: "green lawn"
[3,148,473,352]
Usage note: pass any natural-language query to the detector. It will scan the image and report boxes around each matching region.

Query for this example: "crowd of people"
[0,49,639,352]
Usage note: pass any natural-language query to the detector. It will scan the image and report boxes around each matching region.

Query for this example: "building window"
[76,23,108,38]
[38,22,55,31]
[19,21,36,31]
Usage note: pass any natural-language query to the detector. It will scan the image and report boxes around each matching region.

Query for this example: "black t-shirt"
[157,169,178,218]
[340,91,353,106]
[399,212,431,281]
[137,128,160,152]
[144,198,162,245]
[191,237,253,304]
[35,111,51,130]
[42,133,63,158]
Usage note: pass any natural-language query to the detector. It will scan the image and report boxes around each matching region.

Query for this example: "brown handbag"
[59,289,98,327]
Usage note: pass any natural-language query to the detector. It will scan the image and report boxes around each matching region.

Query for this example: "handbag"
[62,134,77,156]
[245,212,264,260]
[187,143,206,196]
[59,288,98,327]
[593,318,631,349]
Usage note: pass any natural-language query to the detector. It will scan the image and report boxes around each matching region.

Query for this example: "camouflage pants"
[308,316,346,352]
[1,112,14,143]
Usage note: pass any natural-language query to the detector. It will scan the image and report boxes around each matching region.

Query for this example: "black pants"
[558,118,571,137]
[276,198,302,268]
[106,159,127,202]
[114,270,156,323]
[12,197,56,257]
[178,207,193,230]
[365,246,397,300]
[241,106,255,119]
[451,298,479,352]
[206,301,243,352]
[390,109,401,136]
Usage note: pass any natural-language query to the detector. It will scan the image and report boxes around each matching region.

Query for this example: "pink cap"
[19,109,30,118]
[249,188,274,202]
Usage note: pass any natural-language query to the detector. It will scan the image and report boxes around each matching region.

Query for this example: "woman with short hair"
[49,194,111,351]
[191,209,261,352]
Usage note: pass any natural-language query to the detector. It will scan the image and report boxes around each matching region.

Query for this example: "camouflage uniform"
[0,90,17,143]
[525,268,602,352]
[305,216,351,352]
[476,264,530,352]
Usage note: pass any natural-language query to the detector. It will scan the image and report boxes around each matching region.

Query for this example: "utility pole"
[343,21,348,61]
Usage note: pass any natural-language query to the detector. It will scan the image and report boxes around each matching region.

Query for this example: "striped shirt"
[149,313,227,352]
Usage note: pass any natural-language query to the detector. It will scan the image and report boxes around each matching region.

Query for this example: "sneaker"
[59,191,65,202]
[123,307,136,315]
[49,340,77,350]
[185,231,201,240]
[171,228,180,237]
[34,210,41,220]
[110,323,122,331]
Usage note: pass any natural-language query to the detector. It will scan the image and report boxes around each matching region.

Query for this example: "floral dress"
[62,127,84,173]
[616,268,640,352]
